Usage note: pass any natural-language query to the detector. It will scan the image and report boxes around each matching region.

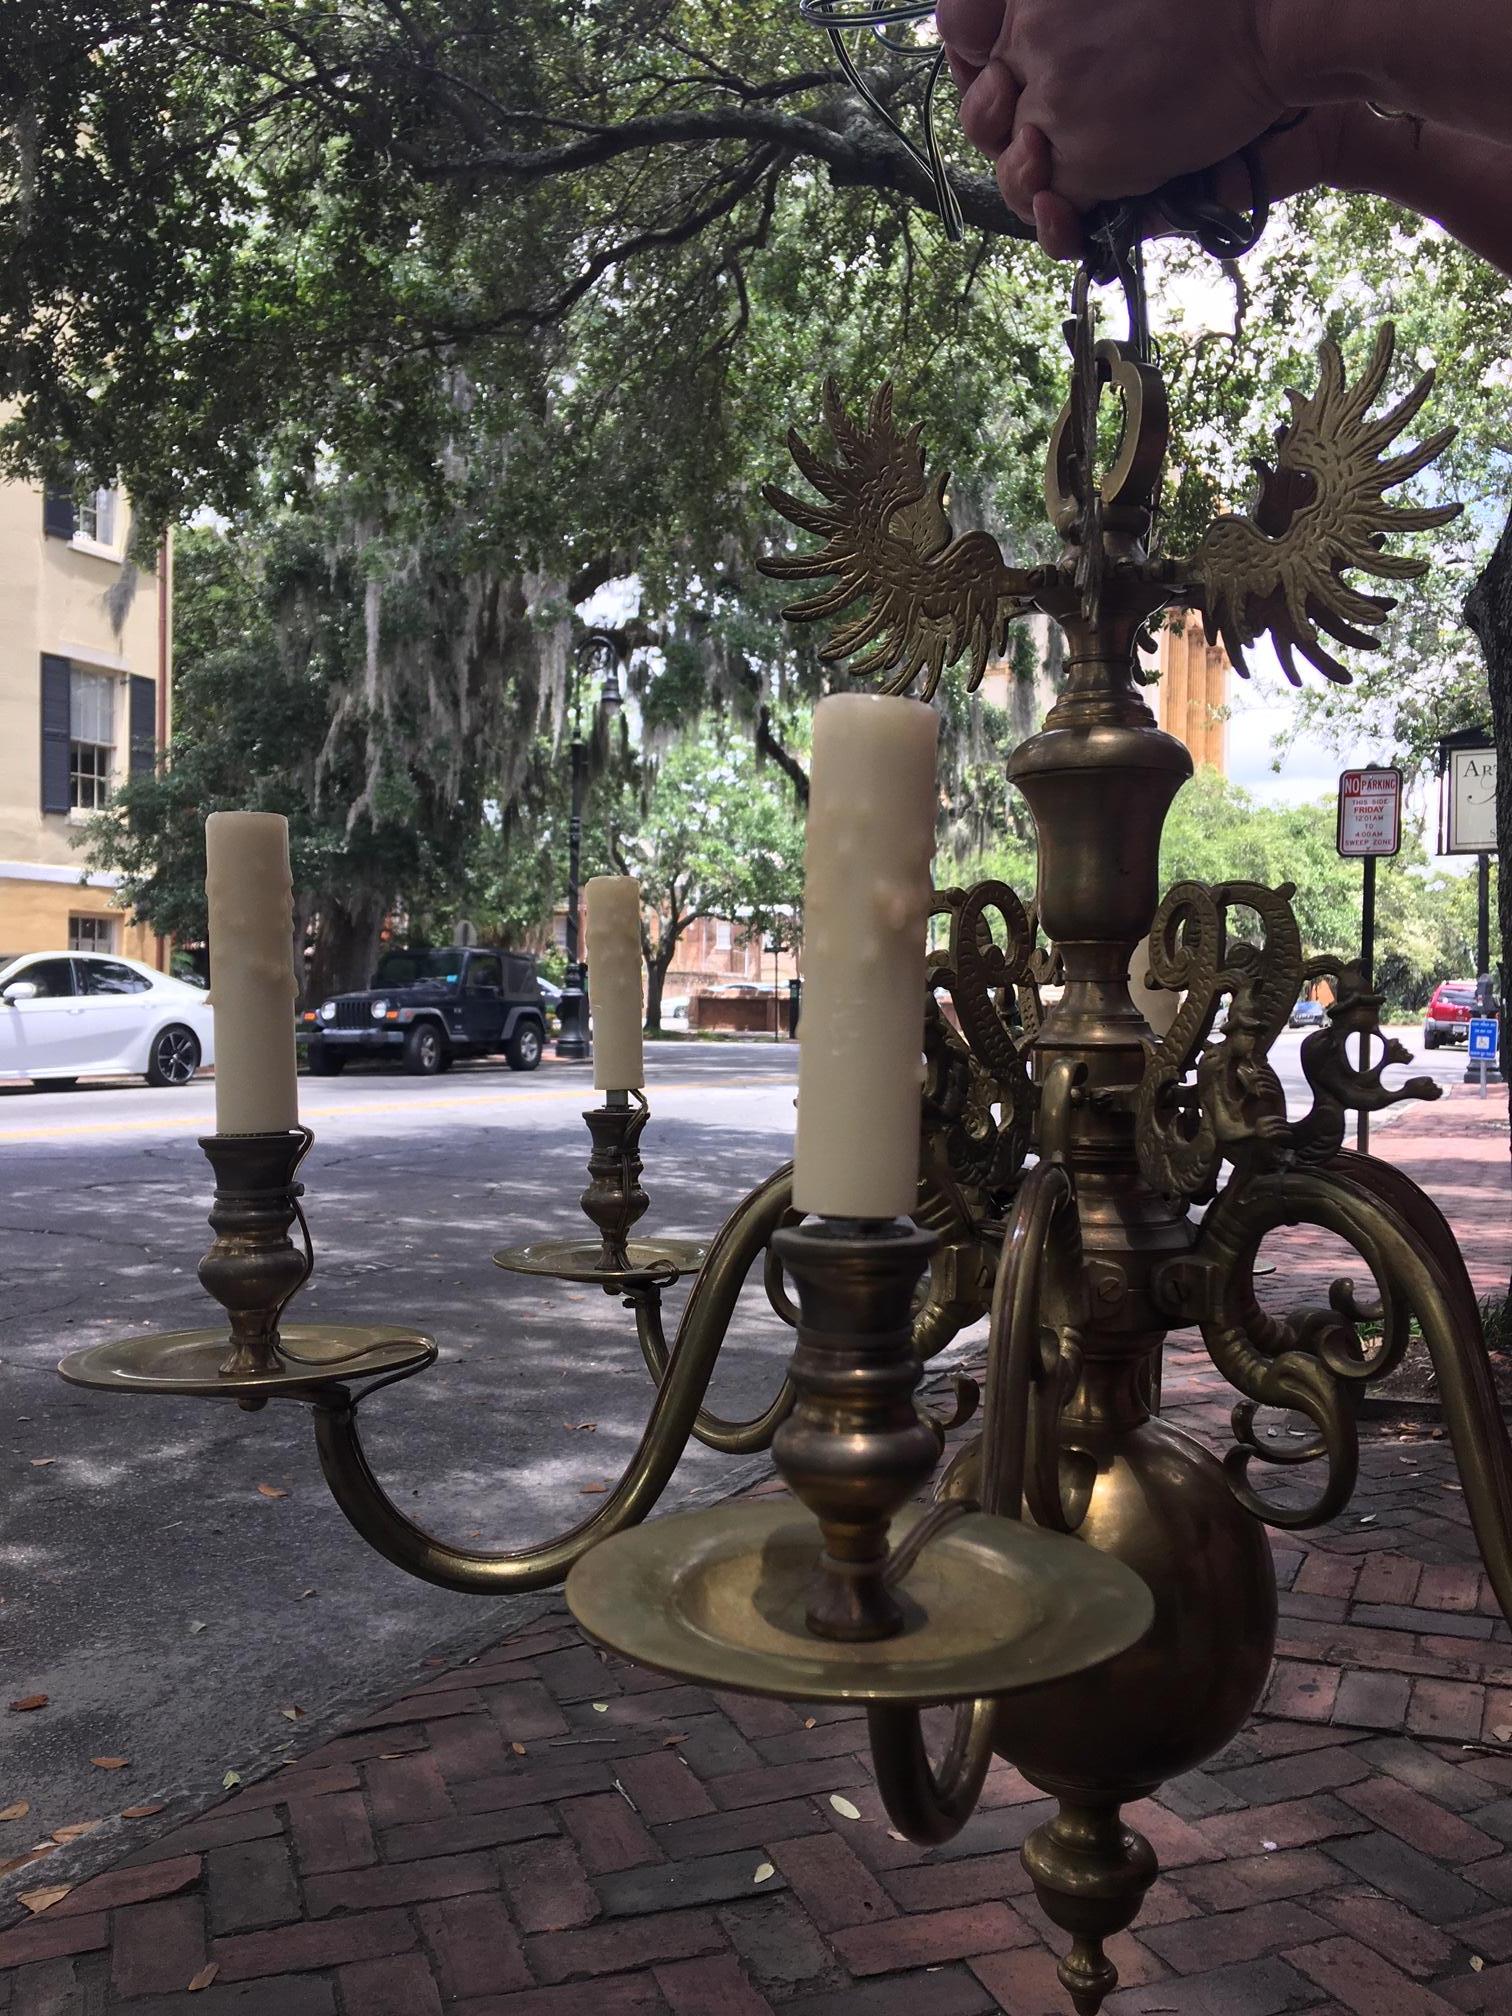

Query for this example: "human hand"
[936,0,1297,251]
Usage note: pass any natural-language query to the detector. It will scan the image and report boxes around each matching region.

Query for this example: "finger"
[1033,189,1085,262]
[935,0,1008,68]
[945,48,981,95]
[959,58,1019,157]
[1244,112,1336,204]
[997,122,1052,220]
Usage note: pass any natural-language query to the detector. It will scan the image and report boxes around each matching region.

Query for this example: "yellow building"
[1154,616,1229,773]
[0,479,170,965]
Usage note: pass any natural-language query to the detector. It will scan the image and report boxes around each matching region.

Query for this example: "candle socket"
[579,1092,650,1277]
[198,1130,315,1377]
[771,1217,940,1642]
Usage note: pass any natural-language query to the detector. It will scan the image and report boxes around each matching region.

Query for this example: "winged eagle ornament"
[1184,324,1462,685]
[761,324,1459,697]
[759,380,1039,699]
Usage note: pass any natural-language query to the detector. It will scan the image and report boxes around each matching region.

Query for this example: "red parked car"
[1423,979,1481,1049]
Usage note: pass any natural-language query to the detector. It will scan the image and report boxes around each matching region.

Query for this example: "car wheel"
[506,1021,544,1072]
[404,1022,447,1076]
[1423,1029,1439,1049]
[147,1025,202,1087]
[306,1042,346,1076]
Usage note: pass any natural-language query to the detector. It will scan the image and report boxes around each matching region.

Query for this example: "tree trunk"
[643,946,675,1034]
[305,891,389,1003]
[1462,502,1512,1302]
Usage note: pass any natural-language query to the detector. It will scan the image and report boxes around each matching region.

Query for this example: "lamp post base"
[556,964,591,1060]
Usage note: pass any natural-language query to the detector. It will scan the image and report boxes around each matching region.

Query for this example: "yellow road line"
[0,1077,792,1144]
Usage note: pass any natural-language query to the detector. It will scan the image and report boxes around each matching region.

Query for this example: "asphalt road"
[0,1026,1467,1908]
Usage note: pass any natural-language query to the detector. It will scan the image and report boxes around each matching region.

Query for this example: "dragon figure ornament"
[55,272,1512,2016]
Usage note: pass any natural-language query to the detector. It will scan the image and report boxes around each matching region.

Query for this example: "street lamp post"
[556,633,623,1061]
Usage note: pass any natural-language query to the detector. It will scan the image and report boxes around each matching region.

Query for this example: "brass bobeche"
[60,1127,436,1404]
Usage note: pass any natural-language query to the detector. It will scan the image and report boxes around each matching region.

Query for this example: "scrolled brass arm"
[866,1697,997,1845]
[631,1169,797,1455]
[310,1167,794,1595]
[867,1160,1086,1845]
[1181,1155,1512,1625]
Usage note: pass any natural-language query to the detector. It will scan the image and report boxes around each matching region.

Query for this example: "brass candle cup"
[495,1091,706,1291]
[567,1210,1153,1708]
[59,1123,435,1404]
[770,1216,942,1641]
[198,1127,315,1377]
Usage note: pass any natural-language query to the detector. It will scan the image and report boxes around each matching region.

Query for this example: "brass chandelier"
[58,40,1512,2016]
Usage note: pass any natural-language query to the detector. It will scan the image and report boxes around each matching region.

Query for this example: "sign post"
[1337,766,1404,1154]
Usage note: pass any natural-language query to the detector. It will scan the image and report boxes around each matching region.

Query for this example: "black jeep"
[300,947,548,1077]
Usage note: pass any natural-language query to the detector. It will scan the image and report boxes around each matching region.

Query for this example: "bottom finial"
[1022,1793,1158,2015]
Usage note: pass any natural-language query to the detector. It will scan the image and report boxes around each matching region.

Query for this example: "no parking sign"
[1337,767,1403,858]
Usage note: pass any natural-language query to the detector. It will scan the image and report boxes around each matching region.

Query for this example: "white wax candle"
[204,812,300,1135]
[587,876,645,1090]
[793,694,938,1219]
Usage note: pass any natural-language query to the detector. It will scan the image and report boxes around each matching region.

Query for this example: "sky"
[1226,642,1366,808]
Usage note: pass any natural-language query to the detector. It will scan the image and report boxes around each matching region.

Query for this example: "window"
[81,956,150,995]
[69,670,115,810]
[715,920,733,953]
[372,949,463,987]
[14,958,75,998]
[75,486,118,549]
[465,954,503,995]
[69,917,118,956]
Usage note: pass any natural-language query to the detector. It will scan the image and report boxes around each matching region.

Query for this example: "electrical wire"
[798,0,964,240]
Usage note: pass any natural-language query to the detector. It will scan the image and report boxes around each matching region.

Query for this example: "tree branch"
[756,705,811,807]
[394,104,1028,238]
[406,148,784,342]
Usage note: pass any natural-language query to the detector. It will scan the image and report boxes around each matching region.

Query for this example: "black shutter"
[43,490,76,540]
[128,675,156,776]
[41,656,71,813]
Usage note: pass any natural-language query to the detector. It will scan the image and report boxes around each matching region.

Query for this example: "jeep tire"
[306,1041,346,1076]
[404,1022,447,1076]
[505,1020,543,1072]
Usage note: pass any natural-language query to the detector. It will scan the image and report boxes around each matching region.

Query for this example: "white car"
[0,951,215,1089]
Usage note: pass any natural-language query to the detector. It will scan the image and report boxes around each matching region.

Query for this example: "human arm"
[936,0,1512,274]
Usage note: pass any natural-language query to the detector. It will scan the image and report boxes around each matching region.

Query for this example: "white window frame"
[715,919,733,953]
[72,485,122,559]
[68,667,117,814]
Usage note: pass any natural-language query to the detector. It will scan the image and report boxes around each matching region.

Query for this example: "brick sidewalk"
[5,1093,1512,2015]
